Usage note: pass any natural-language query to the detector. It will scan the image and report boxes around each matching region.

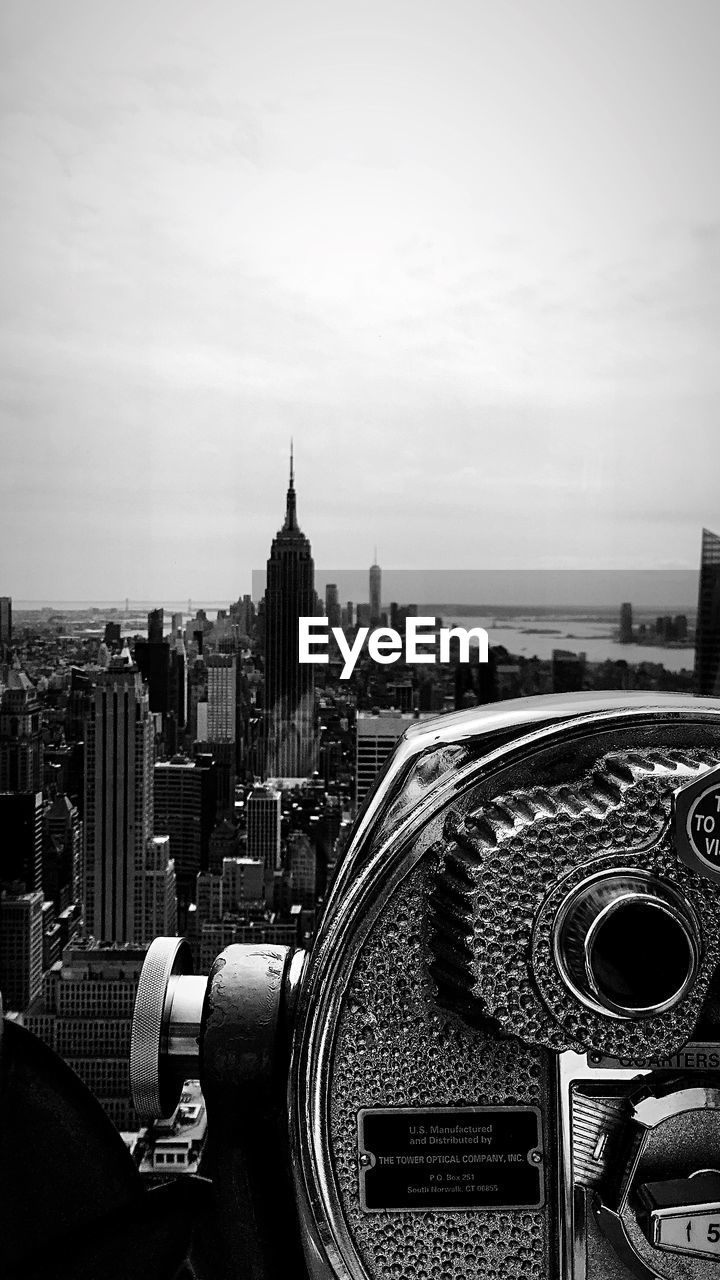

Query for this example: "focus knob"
[130,937,206,1120]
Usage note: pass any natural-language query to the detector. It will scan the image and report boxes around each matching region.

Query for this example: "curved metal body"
[288,692,720,1280]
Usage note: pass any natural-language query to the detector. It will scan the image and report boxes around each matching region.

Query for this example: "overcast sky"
[2,0,720,602]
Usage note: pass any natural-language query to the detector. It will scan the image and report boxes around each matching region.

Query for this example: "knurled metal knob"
[130,936,197,1121]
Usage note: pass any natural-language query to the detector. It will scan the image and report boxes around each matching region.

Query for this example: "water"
[443,615,695,673]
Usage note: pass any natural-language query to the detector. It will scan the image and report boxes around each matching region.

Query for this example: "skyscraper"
[207,653,236,741]
[0,890,43,1012]
[43,790,82,911]
[369,554,382,625]
[288,831,317,909]
[140,835,178,943]
[0,666,43,900]
[84,653,154,942]
[148,607,164,644]
[25,942,148,1129]
[247,784,282,872]
[0,596,11,656]
[325,582,341,629]
[0,667,43,793]
[355,711,434,809]
[552,648,587,694]
[694,528,720,697]
[0,792,43,892]
[619,602,634,644]
[264,449,317,779]
[154,755,216,917]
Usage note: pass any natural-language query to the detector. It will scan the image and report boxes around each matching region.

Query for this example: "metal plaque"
[357,1106,544,1212]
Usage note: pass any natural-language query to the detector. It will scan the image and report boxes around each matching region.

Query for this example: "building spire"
[283,441,298,531]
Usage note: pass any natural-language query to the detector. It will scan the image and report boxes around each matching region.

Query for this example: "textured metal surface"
[200,944,307,1280]
[202,944,291,1118]
[430,748,720,1060]
[130,936,192,1120]
[329,862,550,1280]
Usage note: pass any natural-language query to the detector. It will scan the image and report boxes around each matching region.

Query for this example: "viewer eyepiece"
[555,871,700,1018]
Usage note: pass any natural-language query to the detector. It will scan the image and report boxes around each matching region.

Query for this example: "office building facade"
[207,653,236,741]
[0,596,11,655]
[0,667,43,793]
[695,527,720,696]
[25,943,147,1130]
[0,889,43,1012]
[247,784,282,872]
[84,656,154,943]
[355,711,433,809]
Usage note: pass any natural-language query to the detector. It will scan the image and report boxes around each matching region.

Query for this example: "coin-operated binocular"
[131,692,720,1280]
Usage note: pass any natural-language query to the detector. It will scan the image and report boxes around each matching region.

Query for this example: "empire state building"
[264,451,318,779]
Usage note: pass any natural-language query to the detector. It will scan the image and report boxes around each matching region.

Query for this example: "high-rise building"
[369,556,382,625]
[229,594,256,637]
[205,741,235,816]
[0,596,11,655]
[134,635,170,714]
[619,602,634,644]
[552,648,587,694]
[195,870,224,927]
[264,449,317,779]
[247,784,281,872]
[65,666,94,748]
[139,835,177,943]
[0,889,43,1012]
[325,583,341,629]
[0,791,43,893]
[0,667,43,793]
[84,654,154,943]
[25,942,147,1130]
[222,856,264,909]
[288,831,317,909]
[148,607,164,644]
[134,609,185,740]
[173,633,187,729]
[207,654,236,741]
[207,816,240,874]
[454,650,498,710]
[43,790,82,911]
[154,755,216,916]
[186,655,207,741]
[355,711,434,809]
[694,528,720,696]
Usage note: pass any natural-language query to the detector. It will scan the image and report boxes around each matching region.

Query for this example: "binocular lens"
[556,872,700,1018]
[587,899,695,1013]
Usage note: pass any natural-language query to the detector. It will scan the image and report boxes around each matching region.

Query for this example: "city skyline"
[6,558,711,614]
[2,2,720,599]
